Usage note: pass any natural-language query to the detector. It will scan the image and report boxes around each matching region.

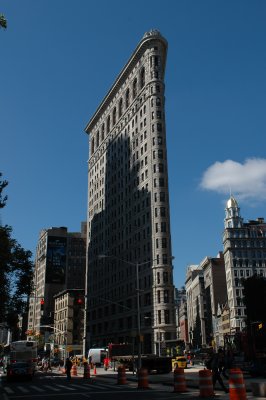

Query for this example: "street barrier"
[137,368,149,389]
[117,365,127,385]
[229,368,247,400]
[199,369,214,397]
[71,364,77,376]
[173,367,187,392]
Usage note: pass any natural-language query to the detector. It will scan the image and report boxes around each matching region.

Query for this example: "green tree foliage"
[0,174,33,336]
[0,14,7,29]
[0,173,8,208]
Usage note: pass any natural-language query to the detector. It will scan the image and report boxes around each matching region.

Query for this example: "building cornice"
[84,30,167,134]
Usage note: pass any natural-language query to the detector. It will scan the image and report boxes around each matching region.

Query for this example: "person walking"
[65,358,73,381]
[210,349,229,393]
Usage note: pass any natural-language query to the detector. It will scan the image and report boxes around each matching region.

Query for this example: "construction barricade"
[173,367,187,393]
[229,368,247,400]
[138,368,149,389]
[83,362,90,379]
[71,364,78,376]
[117,365,127,385]
[199,369,214,397]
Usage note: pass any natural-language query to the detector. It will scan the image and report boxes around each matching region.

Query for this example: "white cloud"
[200,158,266,202]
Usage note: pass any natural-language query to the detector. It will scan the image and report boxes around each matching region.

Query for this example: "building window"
[158,310,161,324]
[164,309,170,324]
[164,290,169,303]
[133,78,137,99]
[107,115,110,133]
[113,107,116,126]
[162,238,167,248]
[91,137,95,154]
[157,290,161,303]
[101,124,105,141]
[96,131,99,148]
[140,67,145,88]
[125,88,130,108]
[119,98,123,118]
[158,150,163,158]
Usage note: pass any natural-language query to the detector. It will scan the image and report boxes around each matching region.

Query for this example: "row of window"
[91,68,146,154]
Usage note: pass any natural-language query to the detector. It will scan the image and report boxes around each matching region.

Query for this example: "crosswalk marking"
[17,385,30,393]
[56,383,76,391]
[4,386,15,394]
[43,384,61,391]
[30,385,45,392]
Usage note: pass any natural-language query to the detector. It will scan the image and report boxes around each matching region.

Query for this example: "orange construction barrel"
[117,365,127,385]
[173,367,187,392]
[199,369,214,397]
[71,364,78,376]
[229,368,247,400]
[138,368,149,389]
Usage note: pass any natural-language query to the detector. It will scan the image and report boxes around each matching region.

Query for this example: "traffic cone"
[93,365,97,375]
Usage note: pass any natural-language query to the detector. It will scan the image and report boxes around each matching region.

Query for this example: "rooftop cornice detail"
[85,31,167,134]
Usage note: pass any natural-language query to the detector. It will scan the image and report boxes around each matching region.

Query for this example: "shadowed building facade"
[84,30,176,355]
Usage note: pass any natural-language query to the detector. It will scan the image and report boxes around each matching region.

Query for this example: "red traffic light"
[76,298,83,305]
[40,299,44,305]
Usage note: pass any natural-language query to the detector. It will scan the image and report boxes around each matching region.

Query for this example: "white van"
[88,348,107,366]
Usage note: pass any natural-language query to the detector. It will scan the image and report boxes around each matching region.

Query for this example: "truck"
[88,348,108,366]
[107,343,172,374]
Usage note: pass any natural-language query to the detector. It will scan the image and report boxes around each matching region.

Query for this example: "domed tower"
[224,195,243,229]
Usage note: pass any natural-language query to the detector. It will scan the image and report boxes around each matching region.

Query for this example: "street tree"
[0,173,34,338]
[0,14,7,29]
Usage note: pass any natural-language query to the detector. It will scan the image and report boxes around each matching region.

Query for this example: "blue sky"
[1,0,266,288]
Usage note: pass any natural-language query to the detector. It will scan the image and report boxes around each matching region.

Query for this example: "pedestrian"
[210,349,229,393]
[65,357,73,381]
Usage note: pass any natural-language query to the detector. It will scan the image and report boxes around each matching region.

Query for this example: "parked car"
[7,362,33,380]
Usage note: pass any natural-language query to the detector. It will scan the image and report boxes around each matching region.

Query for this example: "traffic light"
[258,323,263,330]
[76,296,83,306]
[40,298,44,311]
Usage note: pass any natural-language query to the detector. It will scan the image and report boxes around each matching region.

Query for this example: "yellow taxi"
[172,356,187,370]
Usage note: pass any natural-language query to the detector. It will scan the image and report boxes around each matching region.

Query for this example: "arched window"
[132,78,137,99]
[96,131,99,148]
[113,107,116,126]
[107,115,110,133]
[91,137,95,154]
[156,97,161,106]
[118,98,123,118]
[101,124,105,141]
[140,67,145,88]
[125,88,130,108]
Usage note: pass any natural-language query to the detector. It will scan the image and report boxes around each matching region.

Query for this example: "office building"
[84,30,176,355]
[27,223,86,342]
[223,195,266,333]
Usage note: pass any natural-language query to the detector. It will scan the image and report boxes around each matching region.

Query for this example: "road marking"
[30,385,45,392]
[42,384,61,391]
[56,384,76,391]
[17,386,30,393]
[4,386,15,393]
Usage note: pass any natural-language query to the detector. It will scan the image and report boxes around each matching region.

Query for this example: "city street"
[0,365,264,400]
